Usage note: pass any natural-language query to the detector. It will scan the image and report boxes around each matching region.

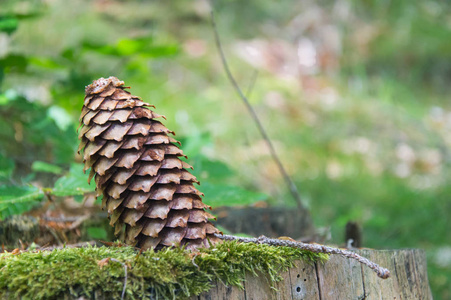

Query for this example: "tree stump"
[213,206,315,240]
[193,249,432,300]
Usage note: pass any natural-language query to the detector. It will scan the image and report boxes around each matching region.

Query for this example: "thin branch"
[209,6,306,210]
[246,70,259,99]
[214,233,391,280]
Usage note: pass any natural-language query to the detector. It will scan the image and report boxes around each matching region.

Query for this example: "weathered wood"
[192,249,432,300]
[243,271,277,300]
[275,269,295,300]
[316,253,365,299]
[359,249,401,299]
[413,249,434,299]
[289,261,319,300]
[198,282,245,300]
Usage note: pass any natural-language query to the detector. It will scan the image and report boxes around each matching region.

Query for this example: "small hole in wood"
[296,287,301,293]
[297,274,300,278]
[304,279,306,282]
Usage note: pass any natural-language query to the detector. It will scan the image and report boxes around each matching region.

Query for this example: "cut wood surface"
[193,249,432,300]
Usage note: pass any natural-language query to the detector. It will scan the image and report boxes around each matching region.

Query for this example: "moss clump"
[0,241,328,299]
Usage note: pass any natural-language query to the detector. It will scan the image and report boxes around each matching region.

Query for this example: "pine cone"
[78,77,220,250]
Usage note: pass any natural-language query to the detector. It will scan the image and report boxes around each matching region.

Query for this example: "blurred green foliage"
[52,164,95,197]
[0,185,44,219]
[0,1,267,219]
[0,0,450,298]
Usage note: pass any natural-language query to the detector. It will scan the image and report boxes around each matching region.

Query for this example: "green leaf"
[201,182,268,207]
[0,16,18,34]
[52,164,95,197]
[0,185,44,219]
[178,131,213,158]
[0,89,19,105]
[82,36,178,58]
[47,105,73,131]
[144,44,179,58]
[194,158,235,181]
[0,54,28,71]
[0,94,8,105]
[116,38,146,56]
[29,56,65,70]
[31,161,63,175]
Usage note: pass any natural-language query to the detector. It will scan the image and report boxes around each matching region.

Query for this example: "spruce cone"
[78,77,220,250]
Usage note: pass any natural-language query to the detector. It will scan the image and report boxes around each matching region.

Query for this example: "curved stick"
[215,233,390,279]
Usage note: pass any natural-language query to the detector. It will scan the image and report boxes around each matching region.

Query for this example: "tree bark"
[213,206,315,240]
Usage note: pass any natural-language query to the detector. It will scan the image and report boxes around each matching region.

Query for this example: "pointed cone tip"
[85,76,125,95]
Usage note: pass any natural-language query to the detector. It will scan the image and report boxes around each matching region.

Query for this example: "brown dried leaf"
[97,257,111,269]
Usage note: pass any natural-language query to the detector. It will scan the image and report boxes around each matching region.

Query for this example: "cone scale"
[78,77,220,250]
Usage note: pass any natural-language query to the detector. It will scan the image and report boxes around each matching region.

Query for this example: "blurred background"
[0,0,450,298]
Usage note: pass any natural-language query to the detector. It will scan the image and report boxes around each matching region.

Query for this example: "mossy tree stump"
[194,249,432,300]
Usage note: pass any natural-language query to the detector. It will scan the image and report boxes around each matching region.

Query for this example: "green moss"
[0,241,328,299]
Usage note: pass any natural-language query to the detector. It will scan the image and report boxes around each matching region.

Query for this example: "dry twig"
[209,5,306,211]
[215,233,391,279]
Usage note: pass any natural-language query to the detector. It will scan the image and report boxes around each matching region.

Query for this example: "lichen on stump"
[78,77,220,250]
